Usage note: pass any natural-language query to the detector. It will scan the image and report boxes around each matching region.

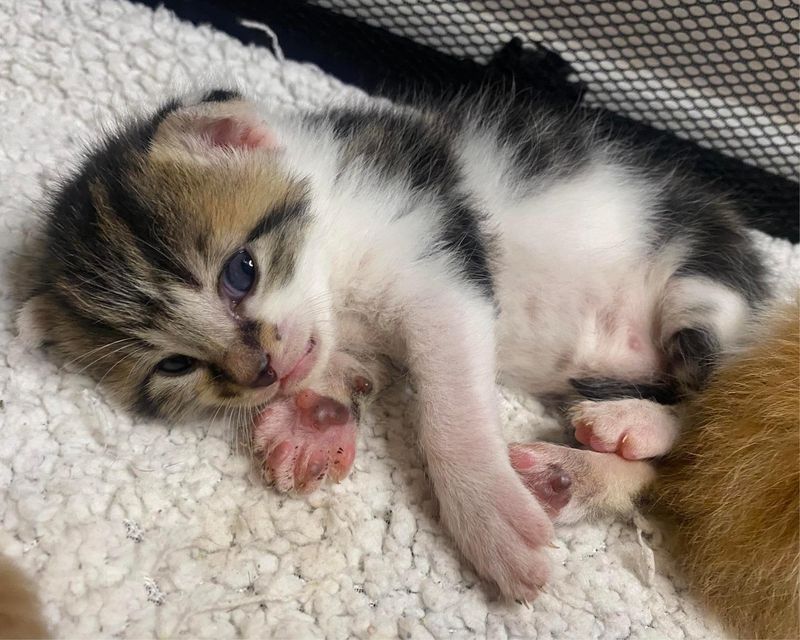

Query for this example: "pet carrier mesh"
[142,0,799,239]
[312,0,799,183]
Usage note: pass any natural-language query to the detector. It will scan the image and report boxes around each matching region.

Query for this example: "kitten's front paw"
[442,475,554,602]
[253,390,356,493]
[570,398,679,459]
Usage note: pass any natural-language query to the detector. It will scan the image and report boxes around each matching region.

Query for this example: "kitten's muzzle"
[222,345,277,388]
[252,357,278,387]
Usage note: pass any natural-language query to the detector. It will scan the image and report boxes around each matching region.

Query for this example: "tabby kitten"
[20,89,767,600]
[0,556,49,638]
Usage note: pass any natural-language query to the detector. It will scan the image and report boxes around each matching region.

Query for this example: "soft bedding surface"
[1,2,798,638]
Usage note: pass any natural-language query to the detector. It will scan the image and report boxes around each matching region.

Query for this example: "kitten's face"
[23,92,334,421]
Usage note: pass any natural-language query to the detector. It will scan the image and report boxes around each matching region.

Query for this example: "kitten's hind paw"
[253,390,357,493]
[511,441,657,524]
[509,444,573,519]
[570,398,679,459]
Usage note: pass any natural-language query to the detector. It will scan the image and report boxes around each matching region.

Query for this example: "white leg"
[403,285,553,600]
[659,276,750,390]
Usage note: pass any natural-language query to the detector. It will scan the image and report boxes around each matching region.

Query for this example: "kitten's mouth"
[279,337,317,391]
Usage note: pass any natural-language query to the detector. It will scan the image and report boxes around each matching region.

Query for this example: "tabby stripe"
[247,199,308,243]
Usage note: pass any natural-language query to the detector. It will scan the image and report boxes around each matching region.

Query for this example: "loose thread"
[239,18,285,63]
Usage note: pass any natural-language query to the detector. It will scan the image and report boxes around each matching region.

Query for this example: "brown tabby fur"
[23,99,310,420]
[651,300,800,640]
[0,557,48,639]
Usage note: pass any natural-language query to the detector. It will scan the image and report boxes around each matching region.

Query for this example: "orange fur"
[652,301,800,640]
[0,556,48,639]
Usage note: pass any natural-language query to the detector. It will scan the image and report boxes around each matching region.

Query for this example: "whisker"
[63,337,138,368]
[96,347,148,385]
[74,341,142,376]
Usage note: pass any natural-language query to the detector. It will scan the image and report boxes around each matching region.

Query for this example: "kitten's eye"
[220,249,257,302]
[156,355,197,376]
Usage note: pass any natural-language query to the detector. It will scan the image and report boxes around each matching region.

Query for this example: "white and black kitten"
[20,88,767,600]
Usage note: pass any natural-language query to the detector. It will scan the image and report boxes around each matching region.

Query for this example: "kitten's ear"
[151,99,280,160]
[193,115,276,151]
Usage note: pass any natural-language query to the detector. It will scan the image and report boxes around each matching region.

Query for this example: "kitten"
[0,556,49,638]
[652,300,799,640]
[20,88,768,600]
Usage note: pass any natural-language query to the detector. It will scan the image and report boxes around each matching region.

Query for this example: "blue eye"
[156,355,196,376]
[221,249,256,302]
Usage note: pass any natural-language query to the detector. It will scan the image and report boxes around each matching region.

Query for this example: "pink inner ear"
[203,117,278,150]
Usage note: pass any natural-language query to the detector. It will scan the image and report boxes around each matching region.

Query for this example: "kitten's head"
[21,90,333,421]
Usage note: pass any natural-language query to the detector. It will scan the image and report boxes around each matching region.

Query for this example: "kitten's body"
[22,90,767,599]
[276,98,762,399]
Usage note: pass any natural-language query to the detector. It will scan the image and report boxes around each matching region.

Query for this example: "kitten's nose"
[223,346,277,388]
[251,355,277,388]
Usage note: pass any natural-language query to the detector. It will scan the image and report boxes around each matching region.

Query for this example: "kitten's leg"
[253,352,379,493]
[567,276,751,459]
[403,287,553,601]
[658,276,750,392]
[509,442,656,524]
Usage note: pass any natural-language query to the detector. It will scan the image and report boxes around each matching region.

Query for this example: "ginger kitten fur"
[653,301,800,640]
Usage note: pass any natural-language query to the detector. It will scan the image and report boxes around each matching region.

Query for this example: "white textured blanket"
[1,2,797,637]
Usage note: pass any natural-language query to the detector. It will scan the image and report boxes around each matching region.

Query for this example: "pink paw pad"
[253,390,357,493]
[570,398,679,460]
[509,445,573,518]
